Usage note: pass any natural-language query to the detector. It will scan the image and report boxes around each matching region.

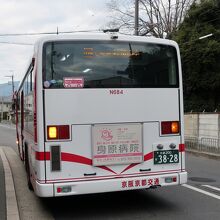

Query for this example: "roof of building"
[0,96,12,103]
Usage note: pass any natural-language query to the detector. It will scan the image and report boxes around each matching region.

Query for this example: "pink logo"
[101,129,113,141]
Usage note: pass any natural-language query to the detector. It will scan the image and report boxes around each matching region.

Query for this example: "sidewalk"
[0,146,54,220]
[0,154,6,220]
[0,147,19,220]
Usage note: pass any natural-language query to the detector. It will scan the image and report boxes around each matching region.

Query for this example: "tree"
[173,0,220,112]
[107,0,195,38]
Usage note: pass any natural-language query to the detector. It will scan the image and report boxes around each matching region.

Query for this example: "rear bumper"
[35,171,187,197]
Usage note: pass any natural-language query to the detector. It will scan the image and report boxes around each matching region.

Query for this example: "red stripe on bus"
[35,151,154,175]
[61,152,92,165]
[34,65,37,143]
[144,152,154,161]
[39,169,183,183]
[61,152,116,174]
[120,163,139,174]
[120,152,153,174]
[179,144,185,152]
[35,152,50,160]
[98,166,117,175]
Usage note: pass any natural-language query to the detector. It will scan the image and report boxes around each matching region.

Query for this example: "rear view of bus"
[34,33,187,197]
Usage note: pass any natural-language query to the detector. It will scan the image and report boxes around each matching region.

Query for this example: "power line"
[0,28,131,46]
[0,29,101,37]
[198,7,220,17]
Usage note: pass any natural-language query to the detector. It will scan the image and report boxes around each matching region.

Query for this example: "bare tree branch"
[106,0,195,38]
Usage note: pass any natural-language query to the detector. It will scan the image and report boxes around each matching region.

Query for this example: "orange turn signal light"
[171,121,179,134]
[48,126,58,139]
[161,121,180,135]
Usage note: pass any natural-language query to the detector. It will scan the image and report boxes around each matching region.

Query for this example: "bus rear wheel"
[25,146,33,191]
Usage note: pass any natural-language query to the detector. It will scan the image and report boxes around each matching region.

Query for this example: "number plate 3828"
[154,150,179,164]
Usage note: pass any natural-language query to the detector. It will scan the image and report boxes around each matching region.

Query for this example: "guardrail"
[185,136,220,155]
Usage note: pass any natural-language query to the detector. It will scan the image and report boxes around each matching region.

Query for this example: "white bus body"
[16,33,187,197]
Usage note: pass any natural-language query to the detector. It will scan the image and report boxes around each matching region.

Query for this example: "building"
[0,96,13,122]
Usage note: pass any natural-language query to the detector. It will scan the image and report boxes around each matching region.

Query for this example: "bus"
[15,32,187,197]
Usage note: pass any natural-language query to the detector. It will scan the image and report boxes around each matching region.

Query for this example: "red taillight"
[161,121,179,135]
[47,125,70,140]
[59,125,70,139]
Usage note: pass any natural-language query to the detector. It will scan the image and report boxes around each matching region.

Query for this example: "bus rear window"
[43,41,179,88]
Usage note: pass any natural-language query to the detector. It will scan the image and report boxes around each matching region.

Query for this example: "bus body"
[15,33,187,197]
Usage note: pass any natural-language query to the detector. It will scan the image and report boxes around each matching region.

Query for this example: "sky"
[0,0,113,85]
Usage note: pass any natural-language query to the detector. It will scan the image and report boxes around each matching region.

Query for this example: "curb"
[2,146,54,220]
[0,148,20,220]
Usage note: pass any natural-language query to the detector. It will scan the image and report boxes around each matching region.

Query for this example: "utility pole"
[5,74,15,122]
[134,0,139,36]
[1,96,3,122]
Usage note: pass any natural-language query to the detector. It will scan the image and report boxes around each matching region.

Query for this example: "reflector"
[173,177,177,182]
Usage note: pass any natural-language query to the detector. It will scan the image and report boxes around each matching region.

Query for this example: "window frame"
[42,40,180,89]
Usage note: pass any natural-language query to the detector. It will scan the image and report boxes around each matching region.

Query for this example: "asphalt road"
[0,122,17,150]
[0,123,220,220]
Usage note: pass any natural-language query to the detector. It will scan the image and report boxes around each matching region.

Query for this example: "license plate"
[154,150,179,164]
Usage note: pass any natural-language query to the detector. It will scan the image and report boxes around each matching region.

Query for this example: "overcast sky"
[0,0,114,85]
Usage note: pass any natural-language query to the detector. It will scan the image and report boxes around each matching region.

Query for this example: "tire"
[21,143,25,162]
[25,146,33,191]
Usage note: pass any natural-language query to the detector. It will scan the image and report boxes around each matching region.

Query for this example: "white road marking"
[183,184,220,200]
[202,185,220,192]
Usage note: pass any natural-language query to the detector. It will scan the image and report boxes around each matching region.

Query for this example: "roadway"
[0,123,220,220]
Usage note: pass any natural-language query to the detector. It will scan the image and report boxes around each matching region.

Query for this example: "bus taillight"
[161,121,180,135]
[47,125,70,140]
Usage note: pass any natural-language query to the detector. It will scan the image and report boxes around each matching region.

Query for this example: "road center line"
[202,185,220,192]
[183,184,220,200]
